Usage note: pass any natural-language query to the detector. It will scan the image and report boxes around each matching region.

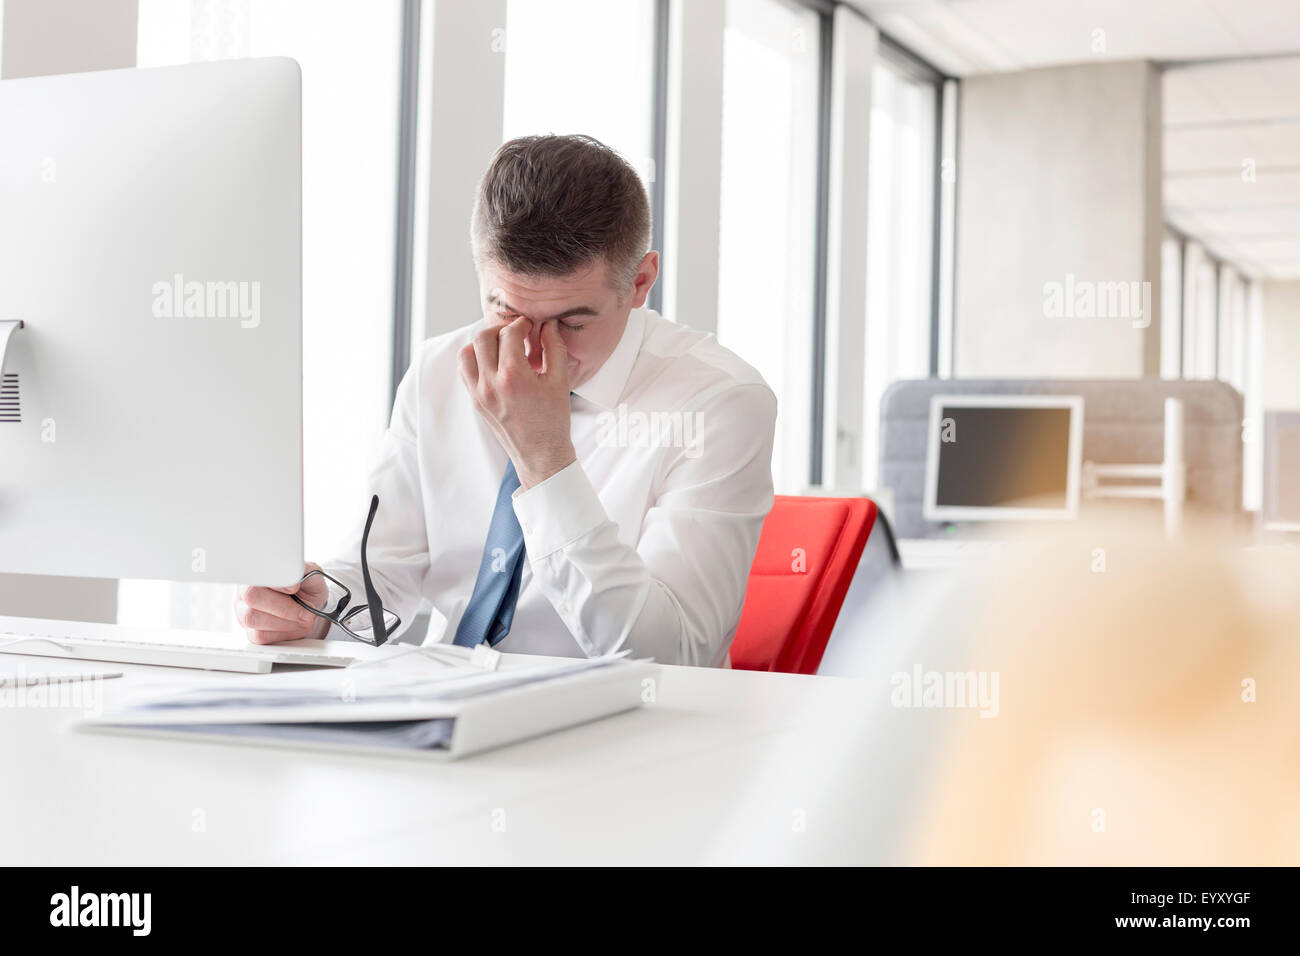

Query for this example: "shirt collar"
[570,307,646,411]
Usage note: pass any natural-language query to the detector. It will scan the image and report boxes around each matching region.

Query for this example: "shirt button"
[558,602,570,614]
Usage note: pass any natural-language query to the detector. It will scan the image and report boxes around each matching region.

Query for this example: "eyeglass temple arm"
[359,494,390,642]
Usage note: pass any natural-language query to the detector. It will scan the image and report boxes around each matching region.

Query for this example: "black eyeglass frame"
[290,495,401,646]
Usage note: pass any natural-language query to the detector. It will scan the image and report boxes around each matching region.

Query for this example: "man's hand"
[236,561,331,644]
[458,316,576,489]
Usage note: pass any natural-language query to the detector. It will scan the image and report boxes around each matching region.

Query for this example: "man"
[236,134,776,666]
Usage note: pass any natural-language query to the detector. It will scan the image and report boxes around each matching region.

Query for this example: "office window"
[861,51,937,491]
[1243,281,1263,512]
[1217,265,1248,393]
[1182,241,1218,380]
[716,0,821,494]
[1216,265,1253,511]
[935,78,958,379]
[125,0,403,629]
[1160,232,1183,379]
[502,0,657,185]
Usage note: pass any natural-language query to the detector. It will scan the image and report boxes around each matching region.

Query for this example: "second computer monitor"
[1261,411,1300,534]
[923,394,1084,523]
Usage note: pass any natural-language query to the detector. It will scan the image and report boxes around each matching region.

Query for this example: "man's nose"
[526,324,544,367]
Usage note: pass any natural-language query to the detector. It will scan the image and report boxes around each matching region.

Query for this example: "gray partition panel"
[879,379,1244,539]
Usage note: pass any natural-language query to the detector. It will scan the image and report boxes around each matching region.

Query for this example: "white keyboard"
[0,623,357,674]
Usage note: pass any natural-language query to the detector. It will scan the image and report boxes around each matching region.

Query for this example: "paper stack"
[80,646,657,759]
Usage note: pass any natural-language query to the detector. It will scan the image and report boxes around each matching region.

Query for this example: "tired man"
[236,134,776,666]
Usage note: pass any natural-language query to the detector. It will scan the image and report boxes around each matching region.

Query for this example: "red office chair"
[731,495,899,675]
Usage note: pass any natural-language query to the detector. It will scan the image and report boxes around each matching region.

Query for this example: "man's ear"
[628,251,660,309]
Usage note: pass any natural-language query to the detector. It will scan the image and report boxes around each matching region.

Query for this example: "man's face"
[477,253,658,388]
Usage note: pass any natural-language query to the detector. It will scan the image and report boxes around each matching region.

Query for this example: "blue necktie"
[453,458,525,647]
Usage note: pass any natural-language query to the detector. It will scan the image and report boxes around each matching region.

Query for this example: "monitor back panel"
[0,59,303,585]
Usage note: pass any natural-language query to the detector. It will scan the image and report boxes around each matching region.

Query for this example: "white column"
[661,0,725,332]
[821,6,876,491]
[954,61,1164,377]
[414,0,508,339]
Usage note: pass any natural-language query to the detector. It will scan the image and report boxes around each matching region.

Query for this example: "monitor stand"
[0,319,22,377]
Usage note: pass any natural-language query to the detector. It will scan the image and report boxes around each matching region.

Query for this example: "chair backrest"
[814,513,905,677]
[731,495,895,675]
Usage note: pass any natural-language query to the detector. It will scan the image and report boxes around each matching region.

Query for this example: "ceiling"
[1165,57,1300,279]
[848,0,1300,280]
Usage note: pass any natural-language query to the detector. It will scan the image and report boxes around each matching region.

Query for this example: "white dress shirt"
[324,307,777,666]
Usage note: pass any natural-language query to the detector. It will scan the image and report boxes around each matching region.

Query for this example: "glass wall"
[1182,241,1219,381]
[716,0,821,493]
[1217,264,1249,394]
[112,3,964,629]
[126,0,403,628]
[861,50,937,490]
[1160,233,1183,379]
[502,0,657,186]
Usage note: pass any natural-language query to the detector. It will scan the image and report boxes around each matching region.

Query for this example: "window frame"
[392,0,669,404]
[806,7,952,486]
[390,1,956,494]
[874,33,949,378]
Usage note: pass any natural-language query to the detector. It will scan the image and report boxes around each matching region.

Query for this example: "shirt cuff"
[512,460,606,558]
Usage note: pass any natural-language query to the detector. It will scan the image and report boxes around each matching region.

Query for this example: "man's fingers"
[471,324,501,374]
[458,342,480,394]
[241,586,314,626]
[238,606,306,632]
[539,319,569,382]
[235,562,328,645]
[498,315,532,372]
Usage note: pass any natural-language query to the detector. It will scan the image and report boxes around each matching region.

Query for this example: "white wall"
[954,60,1163,378]
[0,0,137,623]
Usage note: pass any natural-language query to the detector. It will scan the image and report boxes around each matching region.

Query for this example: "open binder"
[79,649,658,760]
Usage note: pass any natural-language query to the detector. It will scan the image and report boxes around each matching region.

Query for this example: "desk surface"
[0,646,899,865]
[897,537,1005,570]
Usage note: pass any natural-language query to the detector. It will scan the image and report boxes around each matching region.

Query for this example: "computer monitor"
[1261,411,1300,533]
[923,394,1084,522]
[0,58,303,585]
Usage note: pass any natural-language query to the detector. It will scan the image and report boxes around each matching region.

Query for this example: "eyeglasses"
[291,494,401,646]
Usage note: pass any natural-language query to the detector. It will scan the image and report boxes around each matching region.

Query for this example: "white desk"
[897,537,1004,571]
[0,645,900,865]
